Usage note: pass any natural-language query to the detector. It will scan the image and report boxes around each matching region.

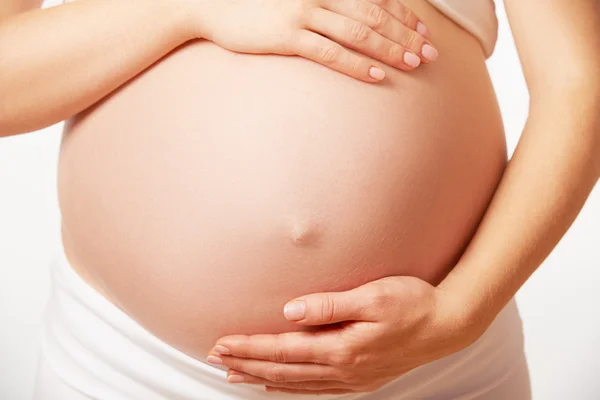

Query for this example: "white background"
[1,1,599,399]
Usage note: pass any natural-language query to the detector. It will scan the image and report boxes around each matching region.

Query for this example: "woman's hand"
[180,0,438,82]
[207,276,484,395]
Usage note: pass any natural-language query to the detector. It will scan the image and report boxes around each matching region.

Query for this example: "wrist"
[436,276,499,347]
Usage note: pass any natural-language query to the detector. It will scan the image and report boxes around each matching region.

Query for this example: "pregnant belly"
[57,0,506,361]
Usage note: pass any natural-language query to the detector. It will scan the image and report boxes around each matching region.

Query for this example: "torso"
[57,0,506,361]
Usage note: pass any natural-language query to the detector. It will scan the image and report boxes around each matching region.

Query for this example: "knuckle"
[265,365,286,383]
[347,57,363,77]
[330,348,356,367]
[319,294,336,323]
[376,292,395,309]
[368,6,387,29]
[402,7,418,28]
[335,353,356,367]
[318,45,341,65]
[386,43,401,64]
[337,368,355,382]
[401,28,419,49]
[287,381,310,390]
[273,336,287,363]
[229,358,244,371]
[298,3,314,25]
[371,291,387,309]
[369,285,394,309]
[348,22,371,43]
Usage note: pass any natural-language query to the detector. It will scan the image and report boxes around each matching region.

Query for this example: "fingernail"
[416,22,429,38]
[421,44,438,62]
[227,374,244,383]
[403,52,421,68]
[206,355,223,365]
[283,300,306,320]
[368,66,385,81]
[213,345,231,355]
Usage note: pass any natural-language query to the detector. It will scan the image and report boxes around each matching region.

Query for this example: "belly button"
[289,221,320,246]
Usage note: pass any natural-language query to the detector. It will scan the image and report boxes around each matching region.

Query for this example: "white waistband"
[40,235,525,400]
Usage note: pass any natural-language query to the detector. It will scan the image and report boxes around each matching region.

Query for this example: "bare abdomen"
[57,0,506,361]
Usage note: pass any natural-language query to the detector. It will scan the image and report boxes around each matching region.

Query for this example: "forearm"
[0,0,194,137]
[439,87,600,330]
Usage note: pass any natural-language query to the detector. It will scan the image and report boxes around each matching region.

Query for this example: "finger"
[290,29,387,82]
[367,0,425,35]
[361,0,437,61]
[319,0,437,62]
[284,287,380,325]
[213,330,341,364]
[306,7,421,71]
[226,369,350,390]
[209,353,344,382]
[266,386,355,395]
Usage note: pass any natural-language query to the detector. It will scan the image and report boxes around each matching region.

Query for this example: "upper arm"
[504,0,600,100]
[0,0,44,21]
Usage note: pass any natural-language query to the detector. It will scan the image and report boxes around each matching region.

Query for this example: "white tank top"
[59,0,498,57]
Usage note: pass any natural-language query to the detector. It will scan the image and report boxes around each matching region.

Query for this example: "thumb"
[283,287,369,325]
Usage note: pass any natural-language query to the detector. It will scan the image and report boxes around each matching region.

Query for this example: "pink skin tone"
[206,276,471,394]
[0,0,436,138]
[190,0,439,83]
[58,0,507,395]
[204,0,600,395]
[5,0,599,396]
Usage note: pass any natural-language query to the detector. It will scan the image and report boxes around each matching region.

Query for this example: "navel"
[289,218,320,246]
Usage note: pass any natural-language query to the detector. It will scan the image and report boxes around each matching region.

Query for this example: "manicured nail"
[227,374,245,384]
[213,345,231,355]
[421,44,438,62]
[284,300,306,320]
[403,52,421,68]
[206,355,223,365]
[416,21,429,38]
[368,66,385,81]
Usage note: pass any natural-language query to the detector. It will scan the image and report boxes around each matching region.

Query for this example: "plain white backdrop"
[1,1,599,399]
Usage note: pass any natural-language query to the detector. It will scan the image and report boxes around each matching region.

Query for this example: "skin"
[0,0,434,137]
[0,0,191,136]
[208,0,600,395]
[56,1,503,365]
[3,0,597,397]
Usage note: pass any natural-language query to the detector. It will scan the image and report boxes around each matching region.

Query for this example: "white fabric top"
[59,0,498,58]
[428,0,498,57]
